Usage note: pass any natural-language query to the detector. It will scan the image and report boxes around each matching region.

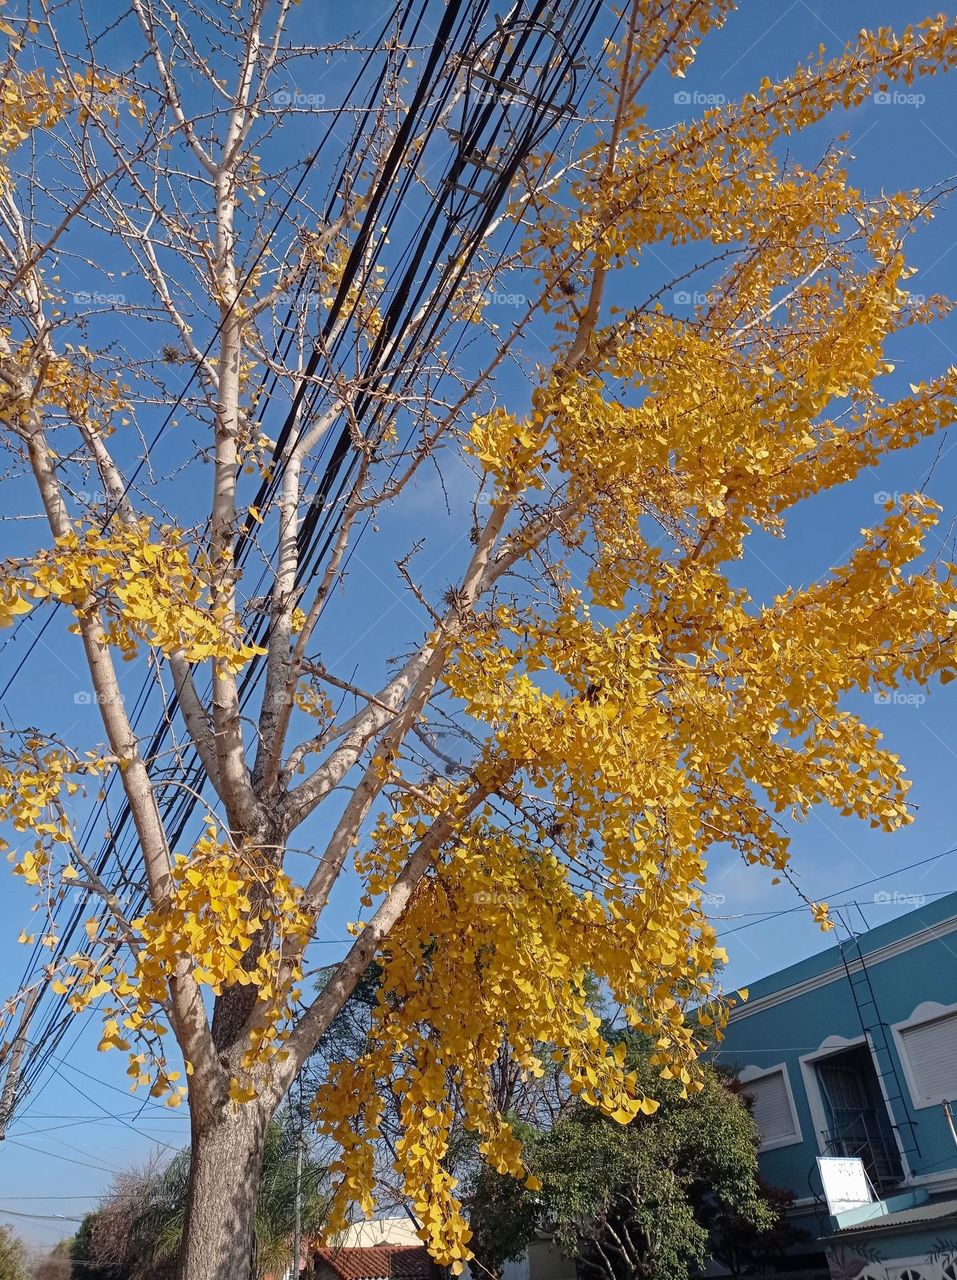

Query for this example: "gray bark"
[177,1102,270,1280]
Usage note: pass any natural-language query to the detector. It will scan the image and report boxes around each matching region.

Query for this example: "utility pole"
[0,987,39,1141]
[944,1100,957,1150]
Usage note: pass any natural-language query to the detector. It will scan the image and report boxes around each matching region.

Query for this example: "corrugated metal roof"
[833,1198,957,1236]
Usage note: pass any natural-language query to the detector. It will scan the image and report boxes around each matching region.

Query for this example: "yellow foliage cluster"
[0,743,76,837]
[3,8,957,1270]
[39,831,313,1103]
[0,739,105,886]
[323,782,722,1265]
[0,340,129,436]
[0,62,142,183]
[127,832,312,1067]
[0,578,33,628]
[8,519,265,671]
[466,408,547,497]
[315,17,957,1262]
[0,67,72,173]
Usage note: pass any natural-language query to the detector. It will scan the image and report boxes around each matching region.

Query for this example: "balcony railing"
[823,1109,904,1191]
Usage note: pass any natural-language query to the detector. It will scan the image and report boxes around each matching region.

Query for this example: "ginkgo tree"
[1,2,957,1278]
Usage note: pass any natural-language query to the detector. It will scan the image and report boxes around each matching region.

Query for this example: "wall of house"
[332,1218,424,1247]
[825,1225,957,1280]
[716,894,957,1203]
[526,1240,578,1280]
[466,1238,577,1280]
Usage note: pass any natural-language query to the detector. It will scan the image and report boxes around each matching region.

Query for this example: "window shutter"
[742,1069,797,1144]
[900,1012,957,1104]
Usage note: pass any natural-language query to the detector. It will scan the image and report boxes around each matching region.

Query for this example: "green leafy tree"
[5,4,957,1275]
[68,1215,113,1279]
[0,1228,29,1280]
[68,1215,95,1267]
[704,1181,806,1277]
[467,1036,788,1280]
[77,1116,328,1280]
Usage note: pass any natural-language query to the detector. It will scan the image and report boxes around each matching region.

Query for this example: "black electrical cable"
[6,0,612,1120]
[7,0,487,1102]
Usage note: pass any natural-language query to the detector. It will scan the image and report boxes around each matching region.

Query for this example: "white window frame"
[738,1062,804,1152]
[891,1001,957,1110]
[798,1032,912,1183]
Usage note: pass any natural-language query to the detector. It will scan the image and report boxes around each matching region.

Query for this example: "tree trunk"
[178,1101,271,1280]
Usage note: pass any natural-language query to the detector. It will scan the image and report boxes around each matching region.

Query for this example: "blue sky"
[3,0,957,1246]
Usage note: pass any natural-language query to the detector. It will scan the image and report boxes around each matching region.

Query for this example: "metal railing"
[823,1112,904,1191]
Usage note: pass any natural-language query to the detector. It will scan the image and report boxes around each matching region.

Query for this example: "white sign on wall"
[817,1156,874,1216]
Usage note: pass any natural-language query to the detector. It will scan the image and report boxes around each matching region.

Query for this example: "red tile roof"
[314,1245,435,1280]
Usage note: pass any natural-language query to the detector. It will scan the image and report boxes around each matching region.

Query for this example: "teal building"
[716,893,957,1280]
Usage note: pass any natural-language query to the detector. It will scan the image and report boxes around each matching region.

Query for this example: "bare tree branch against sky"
[1,2,957,1274]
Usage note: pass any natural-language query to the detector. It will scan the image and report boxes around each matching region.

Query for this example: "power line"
[2,1137,120,1176]
[719,844,957,938]
[713,888,956,923]
[42,1054,185,1146]
[1,7,425,1054]
[0,1207,86,1223]
[4,1,473,1091]
[2,0,612,1125]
